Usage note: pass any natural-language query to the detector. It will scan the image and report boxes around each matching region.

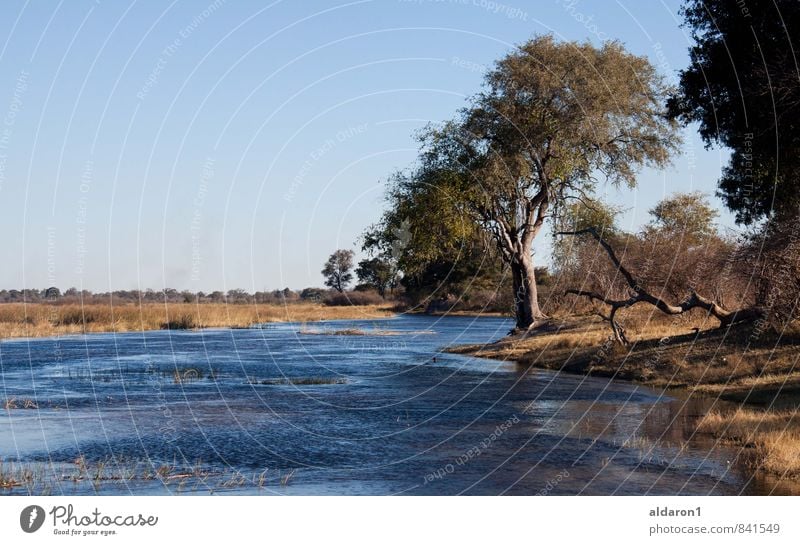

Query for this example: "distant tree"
[321,250,355,292]
[355,257,397,298]
[44,287,61,299]
[300,287,326,301]
[552,198,622,274]
[226,289,249,303]
[162,288,179,302]
[644,191,717,244]
[534,266,553,287]
[669,0,800,223]
[181,290,196,303]
[278,288,299,302]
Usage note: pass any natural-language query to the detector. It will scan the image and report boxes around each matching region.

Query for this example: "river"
[0,315,791,495]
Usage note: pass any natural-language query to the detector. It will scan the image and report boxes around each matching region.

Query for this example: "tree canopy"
[321,250,355,293]
[644,191,718,243]
[372,35,680,329]
[669,0,800,223]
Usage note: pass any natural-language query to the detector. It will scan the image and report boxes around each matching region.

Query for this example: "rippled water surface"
[0,315,791,495]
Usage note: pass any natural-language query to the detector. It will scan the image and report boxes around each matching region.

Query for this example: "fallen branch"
[558,227,763,343]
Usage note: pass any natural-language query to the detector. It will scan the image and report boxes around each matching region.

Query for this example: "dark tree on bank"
[384,36,679,331]
[355,257,397,297]
[363,170,505,307]
[322,249,355,293]
[668,0,800,223]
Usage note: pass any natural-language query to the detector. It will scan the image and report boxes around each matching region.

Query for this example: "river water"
[0,315,792,495]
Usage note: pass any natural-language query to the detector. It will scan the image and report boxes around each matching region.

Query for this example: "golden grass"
[450,308,800,393]
[0,302,395,339]
[450,306,800,480]
[698,409,800,477]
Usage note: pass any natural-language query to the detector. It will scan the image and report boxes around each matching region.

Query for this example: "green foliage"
[556,198,621,236]
[369,35,680,325]
[300,287,326,301]
[363,166,496,303]
[669,0,800,223]
[321,250,355,293]
[472,36,680,192]
[552,198,622,272]
[355,257,397,297]
[644,191,718,243]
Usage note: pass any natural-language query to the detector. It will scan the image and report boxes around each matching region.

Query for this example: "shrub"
[57,308,97,326]
[160,314,198,330]
[300,287,327,302]
[323,291,384,306]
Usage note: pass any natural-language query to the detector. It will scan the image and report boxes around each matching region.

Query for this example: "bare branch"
[559,227,764,342]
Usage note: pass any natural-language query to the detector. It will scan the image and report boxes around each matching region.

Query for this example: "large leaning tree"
[386,36,680,331]
[668,0,800,224]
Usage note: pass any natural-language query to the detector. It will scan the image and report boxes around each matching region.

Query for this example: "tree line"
[0,286,382,306]
[324,0,800,338]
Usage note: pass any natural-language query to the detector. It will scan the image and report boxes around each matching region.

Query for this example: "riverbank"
[448,312,800,479]
[0,302,395,339]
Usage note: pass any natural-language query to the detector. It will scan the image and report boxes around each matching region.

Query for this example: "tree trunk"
[511,252,545,331]
[608,305,629,345]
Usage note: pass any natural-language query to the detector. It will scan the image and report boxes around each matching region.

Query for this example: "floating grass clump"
[248,377,347,386]
[3,398,38,410]
[298,327,399,336]
[297,326,435,336]
[170,366,212,383]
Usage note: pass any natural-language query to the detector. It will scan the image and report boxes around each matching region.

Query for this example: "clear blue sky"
[0,0,733,293]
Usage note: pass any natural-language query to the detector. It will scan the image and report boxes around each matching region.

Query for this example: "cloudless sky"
[0,0,734,293]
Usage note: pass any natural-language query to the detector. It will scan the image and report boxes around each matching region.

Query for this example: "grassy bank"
[0,302,394,339]
[449,309,800,480]
[697,409,800,478]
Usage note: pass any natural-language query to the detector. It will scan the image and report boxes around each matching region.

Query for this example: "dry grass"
[450,308,800,395]
[3,398,39,410]
[0,302,394,339]
[698,409,800,477]
[451,306,800,480]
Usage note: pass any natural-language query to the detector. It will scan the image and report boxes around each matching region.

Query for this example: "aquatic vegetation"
[58,366,220,385]
[2,398,38,410]
[698,409,800,477]
[0,457,297,495]
[248,377,347,386]
[298,325,434,336]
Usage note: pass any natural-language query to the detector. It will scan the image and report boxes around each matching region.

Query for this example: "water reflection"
[0,315,795,495]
